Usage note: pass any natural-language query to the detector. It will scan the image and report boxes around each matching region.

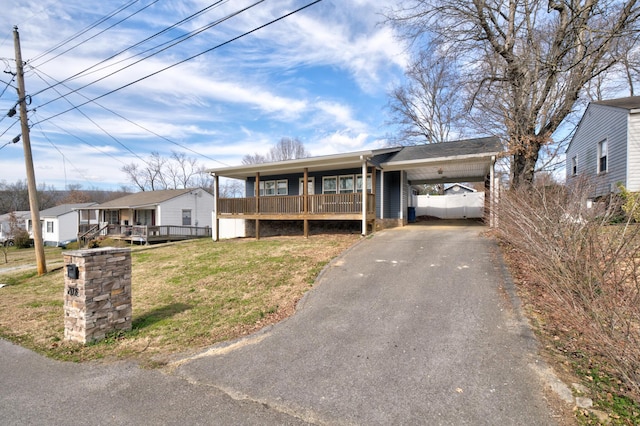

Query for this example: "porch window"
[323,176,337,194]
[259,179,288,196]
[105,210,119,225]
[182,209,192,226]
[356,174,372,192]
[339,175,355,193]
[46,221,54,233]
[598,139,607,173]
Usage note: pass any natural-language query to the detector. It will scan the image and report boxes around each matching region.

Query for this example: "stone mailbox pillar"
[63,247,132,344]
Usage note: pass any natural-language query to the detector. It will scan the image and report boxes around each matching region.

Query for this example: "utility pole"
[14,26,46,275]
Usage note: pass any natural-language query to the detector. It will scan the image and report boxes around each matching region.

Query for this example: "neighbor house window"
[182,209,192,226]
[105,210,119,225]
[571,156,578,176]
[323,176,337,194]
[598,139,608,173]
[46,221,54,233]
[258,179,288,196]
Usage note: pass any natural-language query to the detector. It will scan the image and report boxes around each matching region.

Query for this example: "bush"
[618,183,640,223]
[495,179,640,400]
[13,229,32,249]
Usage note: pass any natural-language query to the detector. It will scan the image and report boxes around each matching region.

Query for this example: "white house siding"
[40,212,79,245]
[627,112,640,192]
[567,104,629,197]
[157,189,214,227]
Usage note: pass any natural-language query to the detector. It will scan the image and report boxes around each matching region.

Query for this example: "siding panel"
[628,112,640,191]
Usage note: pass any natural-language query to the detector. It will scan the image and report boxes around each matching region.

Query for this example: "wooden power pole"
[14,26,46,275]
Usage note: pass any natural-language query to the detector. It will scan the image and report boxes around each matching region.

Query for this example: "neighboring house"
[76,188,215,244]
[443,183,477,195]
[26,203,98,247]
[0,211,29,246]
[207,137,502,239]
[566,95,640,197]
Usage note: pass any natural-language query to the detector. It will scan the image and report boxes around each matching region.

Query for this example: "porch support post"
[361,157,367,236]
[303,167,309,239]
[489,155,496,228]
[255,172,260,240]
[371,166,377,227]
[380,170,385,219]
[213,174,219,241]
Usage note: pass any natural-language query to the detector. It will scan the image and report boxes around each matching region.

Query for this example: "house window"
[356,174,372,193]
[105,210,119,225]
[259,179,288,196]
[46,221,54,233]
[598,139,608,173]
[571,156,578,176]
[339,175,355,193]
[323,176,337,194]
[182,209,192,226]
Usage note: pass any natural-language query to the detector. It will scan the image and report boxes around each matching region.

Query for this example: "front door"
[298,177,315,195]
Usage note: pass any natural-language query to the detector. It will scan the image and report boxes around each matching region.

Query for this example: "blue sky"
[0,0,408,190]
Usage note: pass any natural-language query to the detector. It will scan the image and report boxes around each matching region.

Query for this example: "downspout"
[490,155,496,228]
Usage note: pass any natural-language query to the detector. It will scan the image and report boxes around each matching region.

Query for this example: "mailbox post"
[63,247,132,344]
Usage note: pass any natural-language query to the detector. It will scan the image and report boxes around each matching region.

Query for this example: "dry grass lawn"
[0,234,360,366]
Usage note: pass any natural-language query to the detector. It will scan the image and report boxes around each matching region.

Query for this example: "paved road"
[0,222,560,425]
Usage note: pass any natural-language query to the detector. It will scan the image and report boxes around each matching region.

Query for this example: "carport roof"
[207,137,502,183]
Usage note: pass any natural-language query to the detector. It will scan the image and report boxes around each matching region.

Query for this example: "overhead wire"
[31,0,324,126]
[32,0,264,108]
[29,0,144,64]
[33,0,163,68]
[60,0,230,84]
[30,69,149,165]
[29,66,228,166]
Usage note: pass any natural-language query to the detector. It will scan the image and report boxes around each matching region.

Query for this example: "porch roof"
[207,136,502,184]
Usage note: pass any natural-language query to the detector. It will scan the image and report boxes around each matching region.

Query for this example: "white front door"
[299,177,315,195]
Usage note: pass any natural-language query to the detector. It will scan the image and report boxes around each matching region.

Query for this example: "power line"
[29,66,228,166]
[32,0,263,108]
[29,0,143,64]
[63,0,230,84]
[34,0,163,68]
[31,0,324,126]
[30,70,148,165]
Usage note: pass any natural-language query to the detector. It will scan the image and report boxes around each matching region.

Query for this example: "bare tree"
[242,137,310,164]
[389,51,465,144]
[388,0,640,186]
[121,151,212,191]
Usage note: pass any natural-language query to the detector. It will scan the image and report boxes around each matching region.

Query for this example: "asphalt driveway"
[0,222,561,425]
[175,222,559,425]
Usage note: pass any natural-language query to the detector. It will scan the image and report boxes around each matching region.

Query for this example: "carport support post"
[361,157,367,236]
[303,167,309,238]
[489,155,496,228]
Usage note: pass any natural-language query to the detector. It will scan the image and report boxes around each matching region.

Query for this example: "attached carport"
[377,137,502,227]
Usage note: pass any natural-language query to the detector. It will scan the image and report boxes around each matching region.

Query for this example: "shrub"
[13,229,32,249]
[618,183,640,223]
[495,178,640,400]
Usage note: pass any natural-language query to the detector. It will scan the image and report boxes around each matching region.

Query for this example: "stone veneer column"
[63,247,132,344]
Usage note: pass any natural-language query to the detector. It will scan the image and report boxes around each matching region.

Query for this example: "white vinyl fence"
[414,192,485,219]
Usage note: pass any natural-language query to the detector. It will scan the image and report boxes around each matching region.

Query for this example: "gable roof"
[592,96,640,110]
[95,188,196,209]
[40,203,97,218]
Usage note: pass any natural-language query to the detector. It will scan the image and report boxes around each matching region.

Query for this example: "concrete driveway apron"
[176,223,559,425]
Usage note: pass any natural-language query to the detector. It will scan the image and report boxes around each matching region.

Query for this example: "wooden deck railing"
[218,193,375,216]
[78,223,211,245]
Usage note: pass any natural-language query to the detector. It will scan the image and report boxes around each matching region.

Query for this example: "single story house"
[566,95,640,197]
[443,183,477,195]
[207,137,502,239]
[76,188,215,244]
[26,203,98,247]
